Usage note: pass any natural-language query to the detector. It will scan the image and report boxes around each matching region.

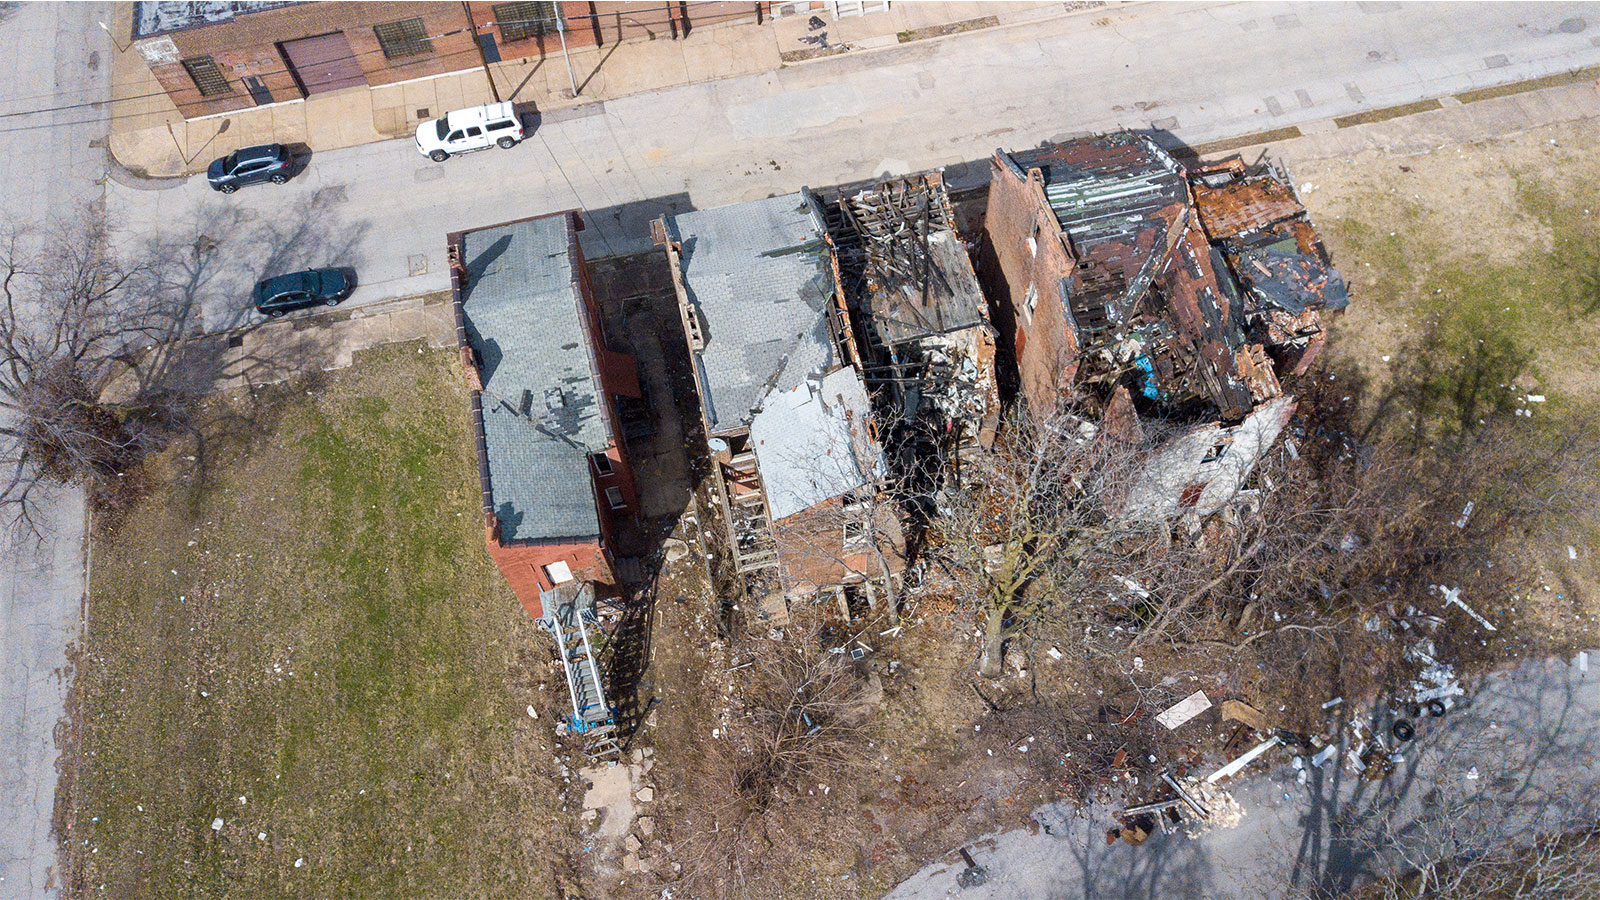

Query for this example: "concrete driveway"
[104,2,1600,334]
[886,651,1600,899]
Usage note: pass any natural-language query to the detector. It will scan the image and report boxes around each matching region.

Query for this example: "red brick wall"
[486,531,613,619]
[980,155,1081,416]
[139,3,478,117]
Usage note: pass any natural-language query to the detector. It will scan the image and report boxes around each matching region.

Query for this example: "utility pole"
[554,9,579,97]
[463,2,502,102]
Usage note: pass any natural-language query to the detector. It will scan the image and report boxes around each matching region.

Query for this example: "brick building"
[447,210,641,621]
[129,1,778,118]
[655,193,905,615]
[978,132,1346,422]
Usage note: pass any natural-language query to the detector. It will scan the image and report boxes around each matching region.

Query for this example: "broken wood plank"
[1155,690,1213,730]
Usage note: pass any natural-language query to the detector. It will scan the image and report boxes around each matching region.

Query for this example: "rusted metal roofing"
[1192,176,1307,241]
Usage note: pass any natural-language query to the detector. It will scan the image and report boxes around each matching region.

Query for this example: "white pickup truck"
[415,102,524,162]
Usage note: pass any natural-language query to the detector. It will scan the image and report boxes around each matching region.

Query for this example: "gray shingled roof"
[459,215,608,543]
[665,193,837,433]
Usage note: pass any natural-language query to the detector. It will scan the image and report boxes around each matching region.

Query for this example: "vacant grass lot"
[1293,117,1600,652]
[67,344,575,899]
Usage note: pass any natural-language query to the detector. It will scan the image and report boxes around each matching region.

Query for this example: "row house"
[653,193,906,616]
[980,132,1346,518]
[829,171,1002,459]
[448,211,641,623]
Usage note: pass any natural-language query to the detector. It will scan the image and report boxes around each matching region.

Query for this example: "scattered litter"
[1578,651,1588,673]
[1046,647,1063,661]
[1454,501,1474,529]
[1207,735,1283,783]
[210,818,223,831]
[1465,767,1480,781]
[1568,546,1578,560]
[294,858,304,868]
[257,832,266,840]
[1156,691,1212,730]
[1312,745,1339,768]
[1321,697,1344,710]
[526,705,538,719]
[1132,656,1144,671]
[1526,394,1545,403]
[1435,585,1495,632]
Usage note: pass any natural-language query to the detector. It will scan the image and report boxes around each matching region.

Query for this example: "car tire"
[497,136,517,149]
[430,150,449,162]
[1426,699,1448,718]
[270,173,288,184]
[220,183,238,194]
[1391,720,1415,742]
[268,309,285,318]
[325,296,340,307]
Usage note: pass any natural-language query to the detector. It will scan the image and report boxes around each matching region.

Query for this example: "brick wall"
[138,3,479,117]
[136,1,773,119]
[979,154,1081,416]
[486,532,613,620]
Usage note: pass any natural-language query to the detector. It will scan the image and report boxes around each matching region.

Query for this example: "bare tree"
[671,637,875,899]
[0,215,191,529]
[929,405,1157,678]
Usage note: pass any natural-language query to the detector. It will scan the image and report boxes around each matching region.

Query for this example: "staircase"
[720,451,781,574]
[538,585,617,749]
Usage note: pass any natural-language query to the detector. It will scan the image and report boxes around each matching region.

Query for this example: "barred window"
[181,56,233,98]
[374,17,433,59]
[493,1,558,42]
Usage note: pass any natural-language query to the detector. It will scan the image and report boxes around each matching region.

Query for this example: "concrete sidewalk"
[105,1,1082,178]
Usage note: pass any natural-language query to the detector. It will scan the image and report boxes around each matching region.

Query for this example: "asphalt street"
[103,1,1600,334]
[0,4,109,898]
[885,650,1600,899]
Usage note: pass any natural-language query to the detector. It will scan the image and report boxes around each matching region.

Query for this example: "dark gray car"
[207,144,293,193]
[253,269,354,317]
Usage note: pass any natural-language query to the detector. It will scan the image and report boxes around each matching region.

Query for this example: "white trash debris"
[1321,697,1344,709]
[1569,545,1578,560]
[1436,585,1496,632]
[295,858,304,868]
[526,705,538,719]
[1312,744,1339,768]
[1208,735,1283,783]
[1526,394,1546,403]
[211,818,224,831]
[1046,647,1063,661]
[1455,501,1474,529]
[1466,767,1480,781]
[1156,691,1212,730]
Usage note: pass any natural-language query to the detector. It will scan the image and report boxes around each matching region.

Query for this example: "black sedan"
[253,269,355,317]
[207,144,294,193]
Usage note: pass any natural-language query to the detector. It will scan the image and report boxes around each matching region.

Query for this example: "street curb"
[103,150,189,191]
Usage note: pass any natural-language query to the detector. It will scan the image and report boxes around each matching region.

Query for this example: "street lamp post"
[555,12,579,97]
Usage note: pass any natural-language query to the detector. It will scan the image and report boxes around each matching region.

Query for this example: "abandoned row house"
[445,131,1348,737]
[979,131,1346,518]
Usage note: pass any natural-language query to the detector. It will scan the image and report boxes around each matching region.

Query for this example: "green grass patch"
[1455,64,1600,104]
[70,343,569,899]
[1333,98,1443,129]
[1331,165,1600,441]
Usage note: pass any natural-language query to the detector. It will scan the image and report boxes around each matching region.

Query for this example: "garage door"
[281,32,366,95]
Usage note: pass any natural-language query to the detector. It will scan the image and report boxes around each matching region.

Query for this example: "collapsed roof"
[750,367,886,521]
[843,173,988,347]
